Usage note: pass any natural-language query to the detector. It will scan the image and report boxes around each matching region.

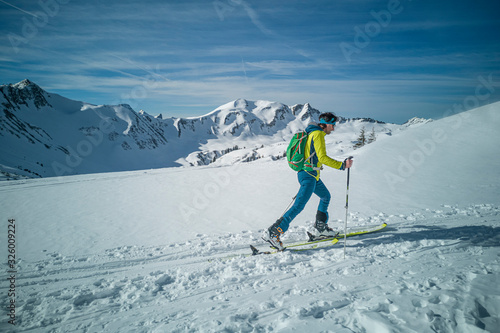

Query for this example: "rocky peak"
[2,79,51,109]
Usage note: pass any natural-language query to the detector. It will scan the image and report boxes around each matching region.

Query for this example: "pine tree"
[354,127,366,149]
[367,128,376,144]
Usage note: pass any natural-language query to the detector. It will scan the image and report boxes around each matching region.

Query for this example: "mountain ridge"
[0,80,411,180]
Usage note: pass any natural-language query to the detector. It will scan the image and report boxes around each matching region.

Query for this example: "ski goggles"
[319,119,336,126]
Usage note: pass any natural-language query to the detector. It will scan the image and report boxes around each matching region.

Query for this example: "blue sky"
[1,0,499,123]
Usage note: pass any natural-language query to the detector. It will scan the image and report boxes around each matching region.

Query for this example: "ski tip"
[250,245,260,256]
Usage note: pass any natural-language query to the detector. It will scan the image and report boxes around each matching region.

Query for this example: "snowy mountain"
[1,80,408,180]
[173,99,323,166]
[401,116,433,128]
[0,101,498,332]
[0,80,177,179]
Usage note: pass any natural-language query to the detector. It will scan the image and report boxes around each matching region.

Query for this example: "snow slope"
[0,102,499,332]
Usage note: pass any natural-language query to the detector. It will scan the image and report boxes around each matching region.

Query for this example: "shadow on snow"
[351,224,500,249]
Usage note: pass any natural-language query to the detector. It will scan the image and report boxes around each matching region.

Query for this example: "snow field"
[1,103,499,332]
[1,204,498,332]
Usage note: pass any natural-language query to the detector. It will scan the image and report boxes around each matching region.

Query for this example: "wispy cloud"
[0,0,39,17]
[0,0,498,123]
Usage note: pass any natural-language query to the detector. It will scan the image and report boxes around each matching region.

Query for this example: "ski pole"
[344,157,353,259]
[280,195,297,218]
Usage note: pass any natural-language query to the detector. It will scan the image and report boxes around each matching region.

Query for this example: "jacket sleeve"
[312,131,344,170]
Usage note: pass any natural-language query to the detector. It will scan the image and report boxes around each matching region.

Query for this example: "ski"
[212,223,387,261]
[250,238,340,256]
[283,222,387,249]
[250,245,274,255]
[249,223,387,256]
[307,231,339,242]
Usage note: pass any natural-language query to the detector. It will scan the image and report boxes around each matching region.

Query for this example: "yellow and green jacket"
[303,123,344,180]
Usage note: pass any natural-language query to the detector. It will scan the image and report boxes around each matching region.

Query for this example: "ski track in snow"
[2,204,499,333]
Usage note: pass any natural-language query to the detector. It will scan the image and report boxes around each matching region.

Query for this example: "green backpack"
[286,131,309,171]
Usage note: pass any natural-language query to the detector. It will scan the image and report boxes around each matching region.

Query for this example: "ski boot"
[314,211,337,237]
[262,218,285,251]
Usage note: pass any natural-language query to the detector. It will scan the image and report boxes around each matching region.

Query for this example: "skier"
[263,112,353,250]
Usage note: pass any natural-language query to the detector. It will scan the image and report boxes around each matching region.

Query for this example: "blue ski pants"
[279,171,331,233]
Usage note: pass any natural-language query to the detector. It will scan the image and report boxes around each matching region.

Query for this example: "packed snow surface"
[0,103,499,332]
